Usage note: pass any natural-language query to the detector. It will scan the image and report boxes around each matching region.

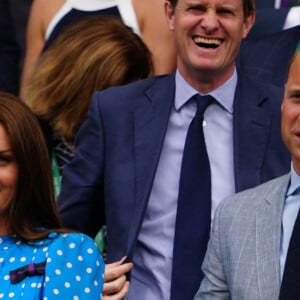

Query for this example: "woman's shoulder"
[45,231,104,275]
[46,231,100,250]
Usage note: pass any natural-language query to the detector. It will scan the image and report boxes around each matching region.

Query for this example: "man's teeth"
[193,37,222,47]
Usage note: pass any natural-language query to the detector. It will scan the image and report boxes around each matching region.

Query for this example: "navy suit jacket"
[238,25,300,87]
[255,0,277,8]
[248,8,290,40]
[0,0,20,94]
[58,71,290,265]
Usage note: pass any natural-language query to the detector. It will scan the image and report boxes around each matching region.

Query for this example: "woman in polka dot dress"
[0,92,104,299]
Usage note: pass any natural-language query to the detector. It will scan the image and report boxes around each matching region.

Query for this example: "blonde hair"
[24,16,152,141]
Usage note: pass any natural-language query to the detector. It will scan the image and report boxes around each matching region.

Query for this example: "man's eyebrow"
[287,86,300,93]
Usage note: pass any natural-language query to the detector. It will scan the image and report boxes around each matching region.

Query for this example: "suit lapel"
[256,174,290,298]
[126,74,175,256]
[233,74,273,192]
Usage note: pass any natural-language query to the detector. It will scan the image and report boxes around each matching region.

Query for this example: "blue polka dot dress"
[0,232,104,299]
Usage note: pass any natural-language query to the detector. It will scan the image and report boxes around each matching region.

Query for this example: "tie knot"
[287,185,300,197]
[293,186,300,196]
[195,94,214,118]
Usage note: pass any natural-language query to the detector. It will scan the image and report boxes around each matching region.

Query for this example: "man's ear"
[165,1,175,31]
[242,12,255,39]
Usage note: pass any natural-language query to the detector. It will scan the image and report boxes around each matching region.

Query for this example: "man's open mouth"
[193,37,223,49]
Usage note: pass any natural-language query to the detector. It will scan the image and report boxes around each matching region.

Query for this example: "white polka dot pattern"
[0,233,104,299]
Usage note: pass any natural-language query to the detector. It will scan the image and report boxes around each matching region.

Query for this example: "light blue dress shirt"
[280,164,300,280]
[127,70,236,300]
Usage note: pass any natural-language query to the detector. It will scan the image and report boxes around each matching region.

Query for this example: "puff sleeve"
[43,232,104,299]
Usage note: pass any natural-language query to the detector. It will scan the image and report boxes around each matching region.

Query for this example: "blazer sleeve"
[57,93,105,237]
[194,202,230,300]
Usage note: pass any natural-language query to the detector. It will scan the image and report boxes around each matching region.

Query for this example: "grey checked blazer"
[195,173,291,300]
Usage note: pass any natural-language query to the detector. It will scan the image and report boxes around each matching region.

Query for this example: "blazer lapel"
[126,74,175,256]
[233,74,273,192]
[256,174,290,298]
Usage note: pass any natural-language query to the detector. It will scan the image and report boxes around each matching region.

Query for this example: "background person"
[255,0,300,8]
[0,0,20,95]
[20,0,176,96]
[237,24,300,87]
[249,0,300,40]
[23,15,152,178]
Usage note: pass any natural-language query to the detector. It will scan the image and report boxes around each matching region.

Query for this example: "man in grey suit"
[195,49,300,299]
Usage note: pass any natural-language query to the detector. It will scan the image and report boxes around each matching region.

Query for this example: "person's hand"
[103,257,133,300]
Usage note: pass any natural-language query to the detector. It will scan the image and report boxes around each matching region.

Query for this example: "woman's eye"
[0,155,13,163]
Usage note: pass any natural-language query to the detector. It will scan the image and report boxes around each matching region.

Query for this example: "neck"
[177,64,235,94]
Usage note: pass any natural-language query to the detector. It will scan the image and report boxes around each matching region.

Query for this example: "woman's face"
[0,124,18,235]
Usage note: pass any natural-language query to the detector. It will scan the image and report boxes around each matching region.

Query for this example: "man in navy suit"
[0,0,19,95]
[58,0,290,299]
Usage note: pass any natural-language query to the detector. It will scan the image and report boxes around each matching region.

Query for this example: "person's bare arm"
[20,0,65,97]
[133,0,177,75]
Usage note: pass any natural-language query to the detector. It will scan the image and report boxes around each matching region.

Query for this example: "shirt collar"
[174,69,237,114]
[287,163,300,196]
